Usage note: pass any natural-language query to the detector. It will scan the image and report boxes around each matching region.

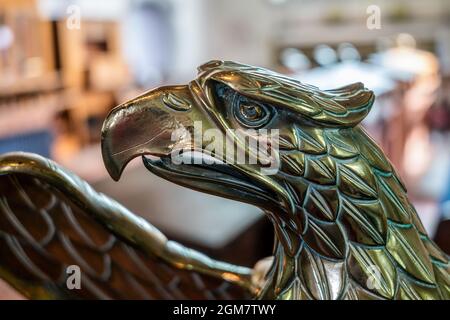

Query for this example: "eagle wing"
[0,152,254,299]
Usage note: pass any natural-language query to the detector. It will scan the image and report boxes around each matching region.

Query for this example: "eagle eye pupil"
[232,97,273,128]
[215,82,274,128]
[240,104,263,120]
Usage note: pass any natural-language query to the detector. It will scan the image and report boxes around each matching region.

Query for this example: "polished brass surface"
[101,60,449,300]
[0,60,449,299]
[0,152,252,299]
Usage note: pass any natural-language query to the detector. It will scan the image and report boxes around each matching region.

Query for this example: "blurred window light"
[337,42,360,62]
[370,47,438,78]
[280,48,311,72]
[121,1,172,87]
[295,60,396,97]
[0,25,13,51]
[313,44,337,67]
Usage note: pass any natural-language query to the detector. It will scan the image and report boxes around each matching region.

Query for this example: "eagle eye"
[214,82,274,128]
[234,101,271,128]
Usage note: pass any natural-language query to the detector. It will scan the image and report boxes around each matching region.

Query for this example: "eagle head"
[101,60,377,257]
[101,60,448,300]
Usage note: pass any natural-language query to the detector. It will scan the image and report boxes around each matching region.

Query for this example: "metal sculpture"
[0,60,448,299]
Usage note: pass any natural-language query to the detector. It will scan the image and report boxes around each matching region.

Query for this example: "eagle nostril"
[162,93,191,111]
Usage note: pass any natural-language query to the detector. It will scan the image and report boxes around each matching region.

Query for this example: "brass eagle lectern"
[0,61,448,299]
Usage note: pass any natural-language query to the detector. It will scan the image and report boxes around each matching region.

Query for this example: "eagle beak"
[101,85,196,181]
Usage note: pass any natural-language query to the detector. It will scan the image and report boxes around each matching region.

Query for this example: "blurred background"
[0,0,449,298]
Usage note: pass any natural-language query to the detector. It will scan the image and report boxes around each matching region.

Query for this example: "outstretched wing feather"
[0,153,252,299]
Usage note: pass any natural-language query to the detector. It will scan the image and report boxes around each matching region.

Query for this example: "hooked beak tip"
[101,140,124,181]
[100,84,195,181]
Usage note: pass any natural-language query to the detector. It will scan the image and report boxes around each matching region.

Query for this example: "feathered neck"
[255,126,448,300]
